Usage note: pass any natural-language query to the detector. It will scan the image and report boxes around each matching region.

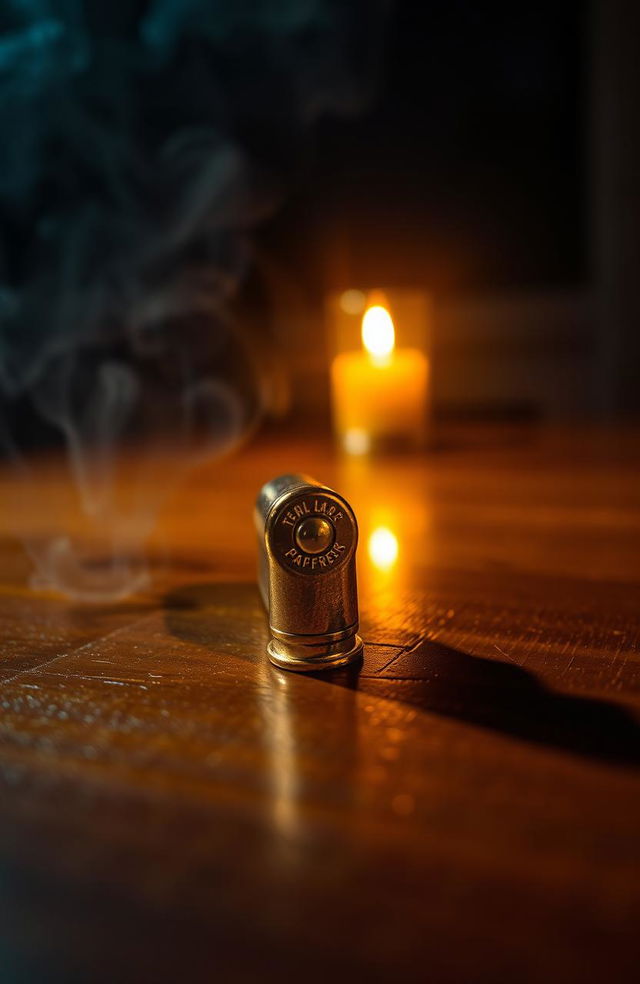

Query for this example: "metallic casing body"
[255,474,363,671]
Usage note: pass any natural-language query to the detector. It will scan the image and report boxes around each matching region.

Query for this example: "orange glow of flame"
[361,302,395,363]
[368,525,399,571]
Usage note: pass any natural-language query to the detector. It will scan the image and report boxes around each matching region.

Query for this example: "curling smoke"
[0,1,387,599]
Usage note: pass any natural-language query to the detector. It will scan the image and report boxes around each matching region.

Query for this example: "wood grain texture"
[0,423,639,983]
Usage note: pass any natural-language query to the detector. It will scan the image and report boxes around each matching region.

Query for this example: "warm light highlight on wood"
[0,424,638,982]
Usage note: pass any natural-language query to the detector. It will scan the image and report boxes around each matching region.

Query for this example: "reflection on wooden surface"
[0,425,639,982]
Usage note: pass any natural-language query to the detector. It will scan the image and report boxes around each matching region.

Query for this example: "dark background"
[263,0,588,295]
[257,0,640,420]
[2,0,639,456]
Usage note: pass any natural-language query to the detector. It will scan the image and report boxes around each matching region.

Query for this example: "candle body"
[331,348,429,451]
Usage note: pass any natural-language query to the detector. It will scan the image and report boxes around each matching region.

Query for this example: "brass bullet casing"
[255,473,364,672]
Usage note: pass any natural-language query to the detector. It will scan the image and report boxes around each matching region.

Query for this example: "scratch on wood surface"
[611,650,631,689]
[493,644,514,662]
[371,647,409,675]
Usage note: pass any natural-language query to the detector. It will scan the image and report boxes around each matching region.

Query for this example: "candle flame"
[362,303,395,362]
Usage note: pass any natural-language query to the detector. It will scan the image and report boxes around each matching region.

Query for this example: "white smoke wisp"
[13,306,259,602]
[0,1,388,600]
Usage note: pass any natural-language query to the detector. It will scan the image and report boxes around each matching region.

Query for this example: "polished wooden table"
[0,424,639,983]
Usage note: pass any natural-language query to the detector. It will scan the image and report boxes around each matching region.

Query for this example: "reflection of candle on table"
[331,298,429,454]
[368,526,399,570]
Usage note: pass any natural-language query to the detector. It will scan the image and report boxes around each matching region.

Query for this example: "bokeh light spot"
[368,526,399,570]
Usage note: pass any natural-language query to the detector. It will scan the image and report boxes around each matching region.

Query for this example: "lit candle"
[331,297,429,454]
